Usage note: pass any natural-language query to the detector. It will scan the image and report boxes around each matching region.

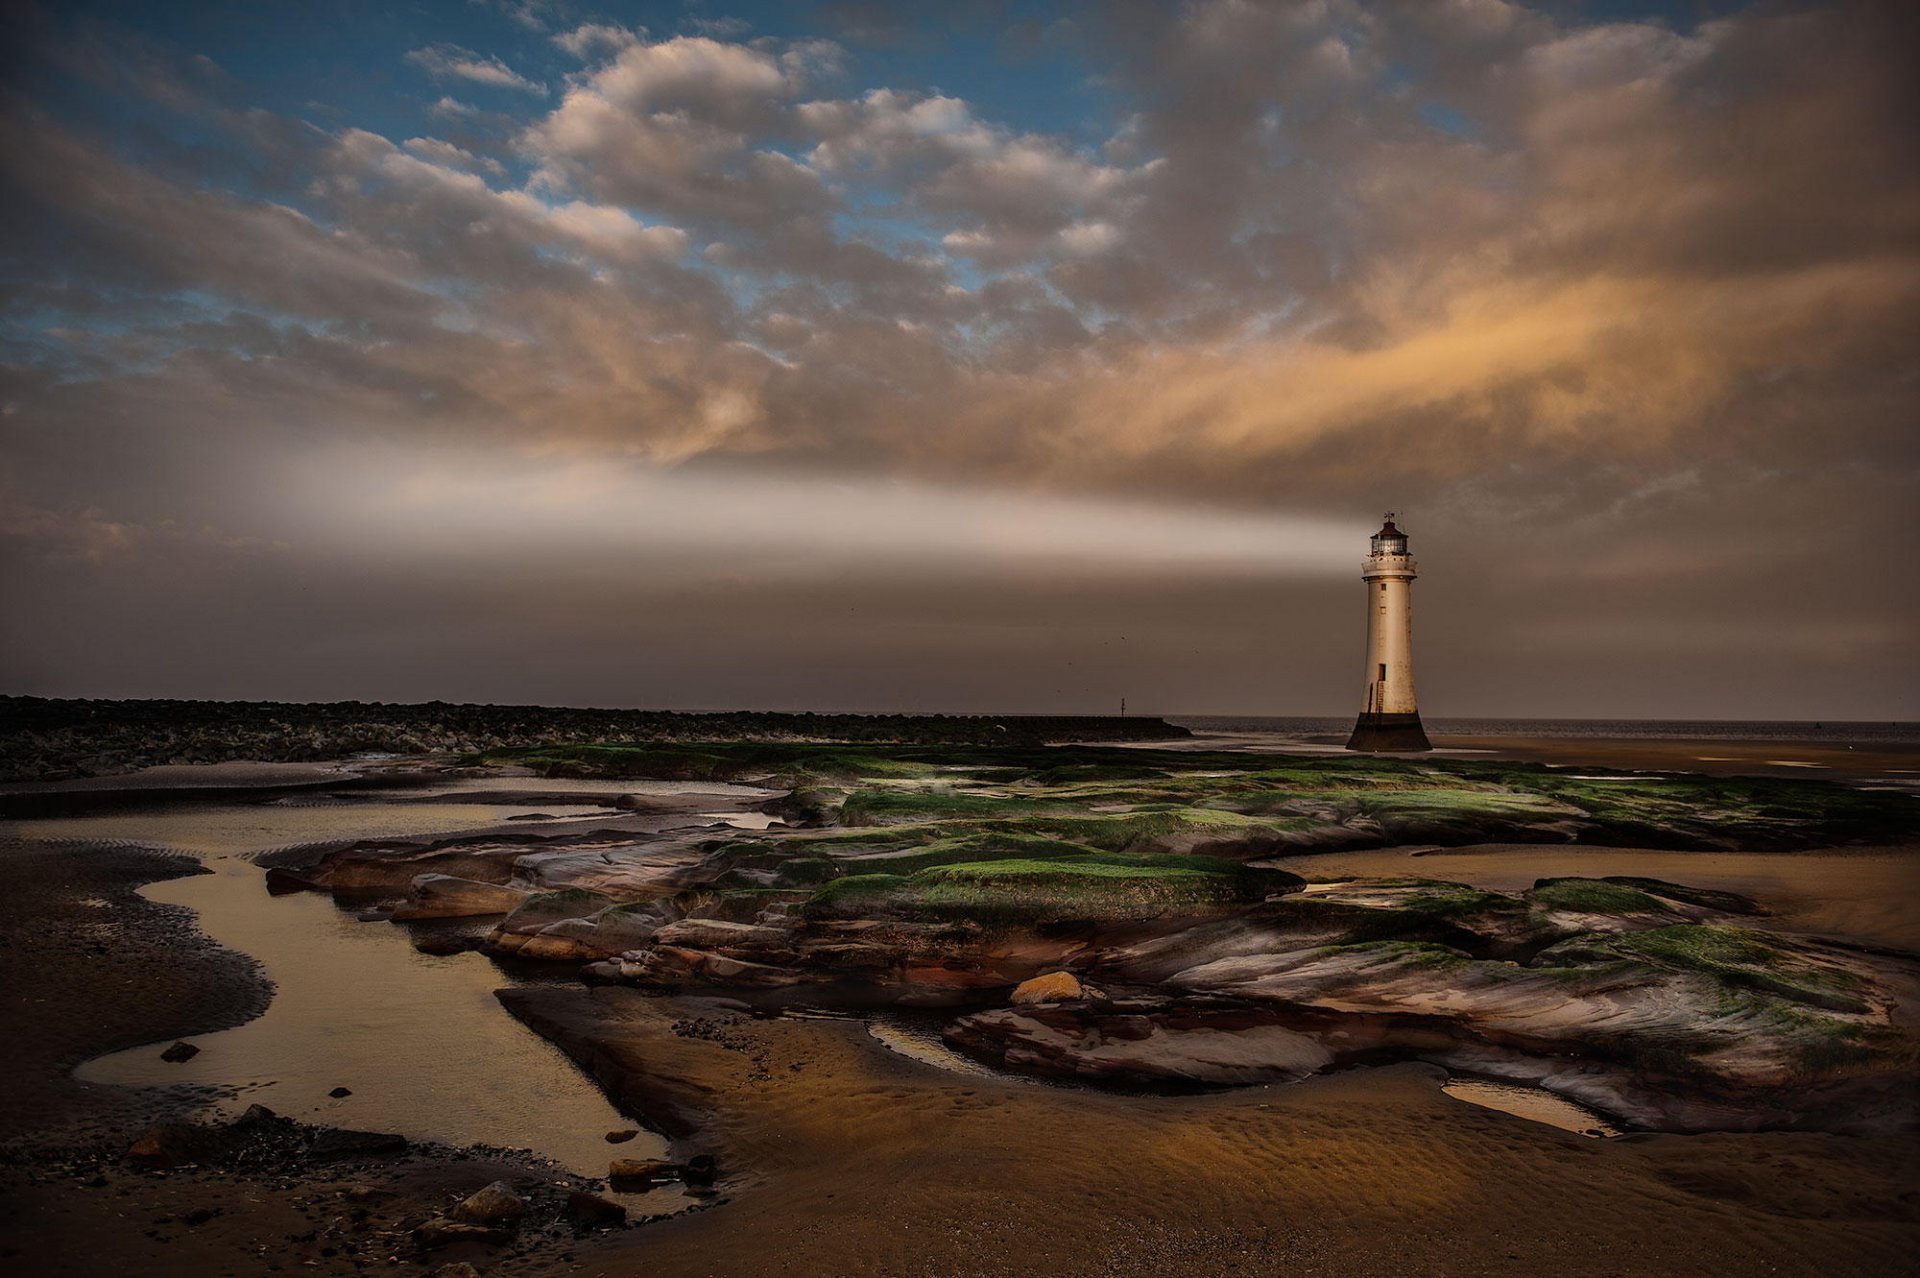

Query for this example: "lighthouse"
[1345,514,1432,752]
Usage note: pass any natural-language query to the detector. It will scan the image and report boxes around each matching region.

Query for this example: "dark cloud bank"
[1,1,1915,718]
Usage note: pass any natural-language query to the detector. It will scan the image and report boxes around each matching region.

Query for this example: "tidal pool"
[1442,1078,1624,1137]
[6,790,781,1214]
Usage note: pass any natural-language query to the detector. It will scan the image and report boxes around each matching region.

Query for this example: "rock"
[450,1180,525,1228]
[181,1207,218,1227]
[682,1153,718,1186]
[391,874,532,921]
[608,1157,673,1184]
[328,1086,353,1098]
[651,918,792,952]
[563,1189,627,1228]
[308,1128,407,1160]
[159,1040,199,1063]
[950,1004,1334,1086]
[414,1216,506,1249]
[432,1264,483,1278]
[124,1122,237,1169]
[1010,971,1083,1005]
[233,1103,278,1127]
[605,1129,639,1144]
[264,865,324,895]
[493,900,680,961]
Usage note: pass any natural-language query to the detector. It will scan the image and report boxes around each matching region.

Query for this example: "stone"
[414,1217,506,1249]
[308,1128,407,1160]
[563,1189,627,1228]
[158,1040,199,1063]
[1010,971,1083,1005]
[328,1086,353,1098]
[124,1122,236,1169]
[604,1129,639,1144]
[682,1153,718,1186]
[450,1180,525,1228]
[608,1157,673,1184]
[432,1265,483,1278]
[233,1104,278,1127]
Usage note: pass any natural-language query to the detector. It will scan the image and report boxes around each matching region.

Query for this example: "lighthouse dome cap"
[1374,513,1407,537]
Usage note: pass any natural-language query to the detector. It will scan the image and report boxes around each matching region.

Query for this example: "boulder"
[391,875,531,921]
[605,1128,639,1144]
[1010,971,1083,1005]
[450,1180,525,1228]
[159,1040,200,1063]
[564,1189,627,1228]
[432,1264,483,1278]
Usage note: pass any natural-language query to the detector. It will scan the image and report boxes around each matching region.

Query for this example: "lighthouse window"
[1378,663,1387,681]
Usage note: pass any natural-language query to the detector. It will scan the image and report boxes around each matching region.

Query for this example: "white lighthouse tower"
[1346,514,1432,752]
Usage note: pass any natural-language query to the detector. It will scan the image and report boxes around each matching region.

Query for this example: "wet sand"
[510,984,1920,1278]
[0,836,607,1275]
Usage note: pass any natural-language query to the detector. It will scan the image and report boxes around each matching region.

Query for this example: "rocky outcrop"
[489,897,678,961]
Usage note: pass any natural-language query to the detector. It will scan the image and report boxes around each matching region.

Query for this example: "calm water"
[1442,1079,1623,1137]
[1172,716,1920,744]
[5,787,766,1212]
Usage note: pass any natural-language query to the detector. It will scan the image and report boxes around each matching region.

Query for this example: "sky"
[1,0,1914,719]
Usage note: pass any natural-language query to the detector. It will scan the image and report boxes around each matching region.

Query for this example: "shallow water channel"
[9,785,763,1213]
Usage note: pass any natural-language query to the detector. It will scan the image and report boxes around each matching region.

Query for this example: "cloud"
[523,35,843,227]
[401,136,506,176]
[552,23,643,59]
[3,1,1916,713]
[405,43,546,94]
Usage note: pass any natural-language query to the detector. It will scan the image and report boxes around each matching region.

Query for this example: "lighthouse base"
[1346,712,1432,753]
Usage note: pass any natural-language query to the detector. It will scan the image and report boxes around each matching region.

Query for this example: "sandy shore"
[509,984,1920,1278]
[0,836,630,1275]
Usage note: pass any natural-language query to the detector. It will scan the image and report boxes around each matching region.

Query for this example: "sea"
[1167,717,1920,745]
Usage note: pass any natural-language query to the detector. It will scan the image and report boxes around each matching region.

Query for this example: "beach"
[1,726,1916,1276]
